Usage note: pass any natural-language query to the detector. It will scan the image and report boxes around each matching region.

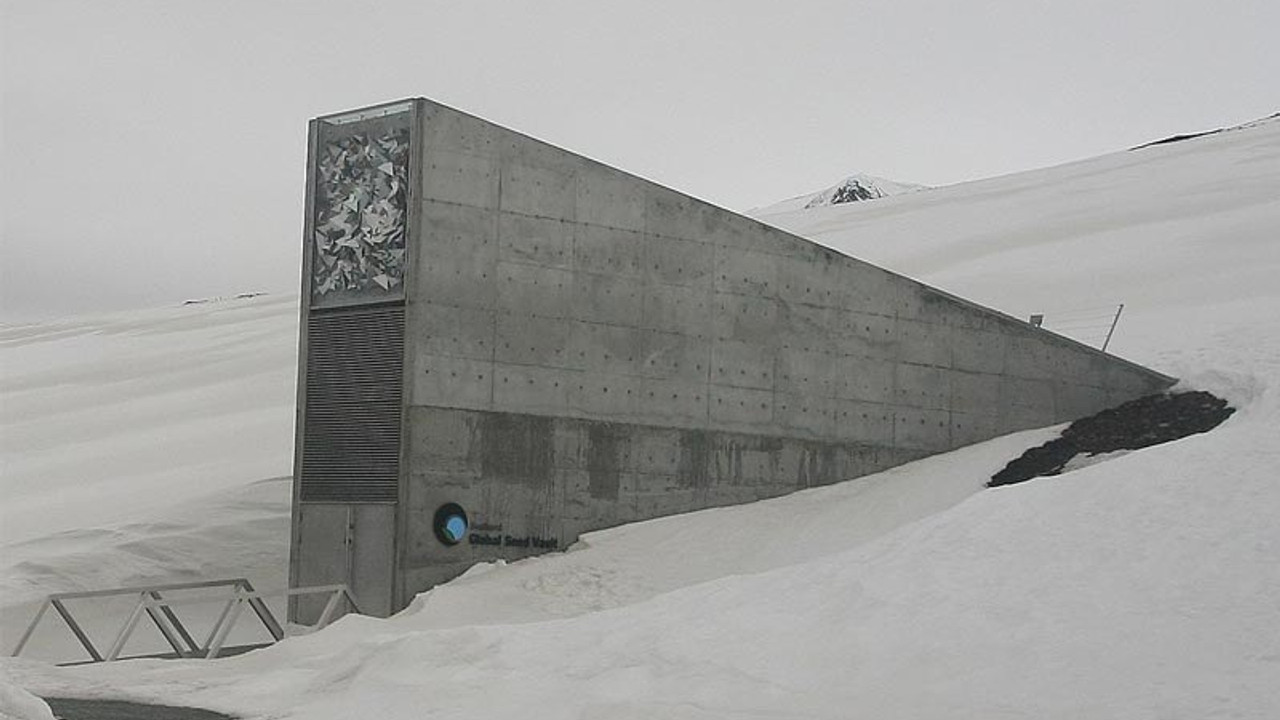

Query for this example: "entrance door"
[292,503,395,622]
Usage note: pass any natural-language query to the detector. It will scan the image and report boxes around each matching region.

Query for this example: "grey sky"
[2,0,1276,319]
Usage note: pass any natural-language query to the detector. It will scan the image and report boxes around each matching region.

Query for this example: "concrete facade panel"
[1000,401,1058,430]
[405,406,480,478]
[420,200,496,255]
[1005,333,1059,380]
[775,392,838,438]
[638,329,710,382]
[568,321,645,376]
[1054,382,1110,423]
[576,170,646,232]
[836,311,898,361]
[497,261,572,318]
[494,314,576,368]
[712,293,777,344]
[645,235,715,288]
[717,454,775,488]
[419,103,500,156]
[895,282,936,323]
[951,329,1007,375]
[896,363,952,411]
[949,411,1005,448]
[836,357,896,404]
[945,301,1007,331]
[636,377,708,427]
[777,303,838,353]
[840,261,899,317]
[422,149,498,208]
[569,371,642,420]
[776,256,841,307]
[498,212,573,269]
[630,429,684,475]
[492,362,571,415]
[776,348,839,397]
[573,224,644,278]
[641,283,713,337]
[714,247,778,296]
[714,217,801,256]
[899,318,953,368]
[1054,342,1098,380]
[1107,362,1164,393]
[710,384,774,430]
[634,490,703,519]
[894,407,952,451]
[552,423,587,469]
[411,303,494,362]
[416,205,498,309]
[418,254,499,310]
[572,271,645,326]
[905,286,958,326]
[411,354,494,409]
[498,131,584,175]
[1002,377,1056,413]
[643,186,702,241]
[500,163,576,220]
[835,401,895,446]
[711,338,775,390]
[950,371,1004,416]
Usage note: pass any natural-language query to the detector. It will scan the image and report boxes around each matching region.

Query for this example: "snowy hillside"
[3,117,1280,719]
[0,298,297,662]
[751,172,927,215]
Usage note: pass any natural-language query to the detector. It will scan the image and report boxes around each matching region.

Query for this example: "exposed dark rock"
[44,698,233,720]
[1128,112,1279,150]
[1129,130,1220,149]
[990,391,1234,487]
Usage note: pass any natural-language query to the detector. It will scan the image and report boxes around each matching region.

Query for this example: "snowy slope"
[0,298,298,657]
[0,296,296,546]
[750,119,1280,366]
[3,117,1280,718]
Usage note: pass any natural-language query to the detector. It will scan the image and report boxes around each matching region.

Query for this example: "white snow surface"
[0,298,296,658]
[2,117,1280,718]
[0,669,54,720]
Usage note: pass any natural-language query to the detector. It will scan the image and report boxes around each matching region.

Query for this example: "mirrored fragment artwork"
[311,124,410,305]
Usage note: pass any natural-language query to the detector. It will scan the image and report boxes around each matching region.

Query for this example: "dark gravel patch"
[44,698,233,720]
[990,391,1234,487]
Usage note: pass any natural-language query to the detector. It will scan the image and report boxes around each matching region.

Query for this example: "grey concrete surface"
[290,98,1175,619]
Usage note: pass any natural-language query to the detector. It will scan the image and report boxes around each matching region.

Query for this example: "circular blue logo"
[433,503,469,546]
[443,514,468,543]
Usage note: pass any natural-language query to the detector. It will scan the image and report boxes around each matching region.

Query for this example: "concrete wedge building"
[289,98,1173,620]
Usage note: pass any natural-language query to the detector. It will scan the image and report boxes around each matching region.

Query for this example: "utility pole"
[1101,303,1125,353]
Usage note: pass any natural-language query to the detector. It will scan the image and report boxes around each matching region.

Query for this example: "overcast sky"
[2,0,1276,319]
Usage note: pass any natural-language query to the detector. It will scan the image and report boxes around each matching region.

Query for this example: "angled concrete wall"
[291,98,1174,618]
[390,99,1172,607]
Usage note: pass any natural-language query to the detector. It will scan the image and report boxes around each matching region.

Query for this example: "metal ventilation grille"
[301,305,405,502]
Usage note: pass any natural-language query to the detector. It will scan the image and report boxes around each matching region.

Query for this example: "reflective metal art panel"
[311,111,411,306]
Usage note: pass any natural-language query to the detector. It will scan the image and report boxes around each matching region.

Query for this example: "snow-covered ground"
[0,299,297,666]
[2,116,1278,718]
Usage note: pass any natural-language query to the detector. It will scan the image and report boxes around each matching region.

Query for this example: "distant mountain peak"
[803,173,928,208]
[750,173,928,216]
